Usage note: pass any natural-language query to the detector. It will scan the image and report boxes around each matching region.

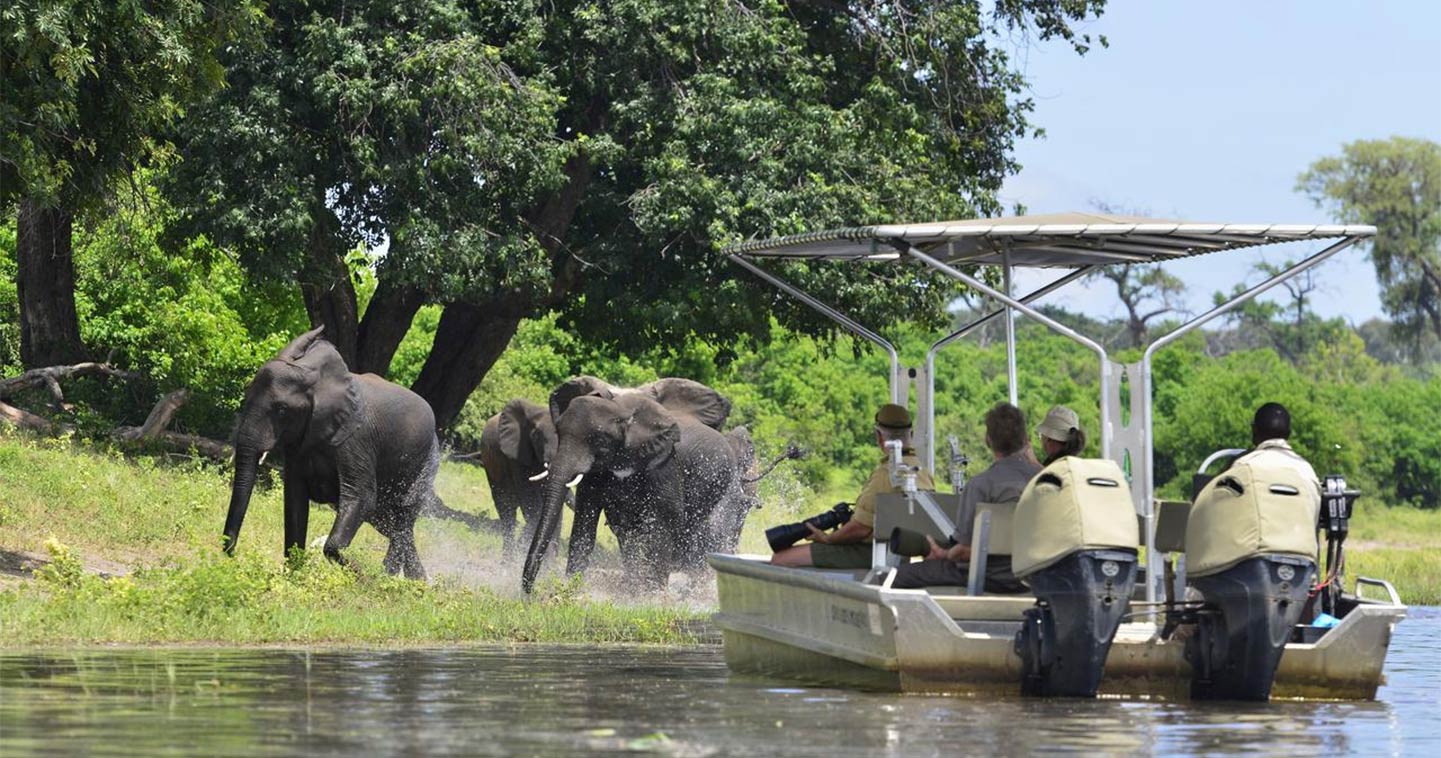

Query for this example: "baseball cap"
[1037,405,1080,442]
[875,403,913,430]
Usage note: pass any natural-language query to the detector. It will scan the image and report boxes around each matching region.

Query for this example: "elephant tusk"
[565,473,584,488]
[528,470,550,482]
[258,450,269,467]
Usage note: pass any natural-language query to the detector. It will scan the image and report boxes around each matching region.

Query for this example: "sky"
[997,0,1441,324]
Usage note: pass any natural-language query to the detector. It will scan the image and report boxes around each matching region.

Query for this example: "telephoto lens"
[765,503,854,552]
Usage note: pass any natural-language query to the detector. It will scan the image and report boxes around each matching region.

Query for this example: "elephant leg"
[615,521,669,590]
[325,458,375,567]
[385,529,425,580]
[282,463,310,560]
[565,496,603,577]
[494,487,519,559]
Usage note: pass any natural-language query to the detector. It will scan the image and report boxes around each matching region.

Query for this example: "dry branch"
[0,362,140,411]
[0,365,234,462]
[113,389,192,441]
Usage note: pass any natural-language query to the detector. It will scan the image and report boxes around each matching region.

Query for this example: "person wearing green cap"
[770,403,935,569]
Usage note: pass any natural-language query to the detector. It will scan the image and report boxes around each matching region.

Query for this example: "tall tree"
[1,0,260,367]
[1298,137,1441,357]
[168,0,1107,430]
[1216,260,1341,363]
[1089,265,1184,348]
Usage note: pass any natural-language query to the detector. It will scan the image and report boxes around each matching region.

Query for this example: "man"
[890,402,1040,591]
[1232,402,1321,497]
[770,403,935,569]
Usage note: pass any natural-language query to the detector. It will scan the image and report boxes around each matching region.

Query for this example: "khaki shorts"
[809,542,872,569]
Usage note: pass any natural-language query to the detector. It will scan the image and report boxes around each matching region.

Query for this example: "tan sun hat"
[875,403,913,430]
[1037,405,1080,442]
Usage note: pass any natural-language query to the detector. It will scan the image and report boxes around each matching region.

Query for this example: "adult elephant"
[479,398,558,557]
[221,326,451,578]
[521,376,744,593]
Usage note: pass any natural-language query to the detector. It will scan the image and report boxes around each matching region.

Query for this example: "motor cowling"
[1011,458,1139,697]
[1184,460,1320,701]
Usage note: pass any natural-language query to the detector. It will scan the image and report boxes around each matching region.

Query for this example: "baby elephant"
[221,326,447,578]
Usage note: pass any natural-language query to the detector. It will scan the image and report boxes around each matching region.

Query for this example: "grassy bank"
[1,433,1437,647]
[0,434,703,645]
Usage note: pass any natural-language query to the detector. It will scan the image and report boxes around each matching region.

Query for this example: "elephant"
[479,398,559,557]
[220,326,452,578]
[521,376,744,593]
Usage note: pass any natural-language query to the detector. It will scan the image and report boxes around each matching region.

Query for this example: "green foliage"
[1298,137,1441,353]
[162,0,1108,388]
[0,224,17,375]
[1,0,263,206]
[73,194,308,434]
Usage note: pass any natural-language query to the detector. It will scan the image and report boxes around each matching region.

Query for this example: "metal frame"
[919,266,1096,471]
[728,222,1371,604]
[729,255,907,404]
[898,243,1114,460]
[1134,235,1365,601]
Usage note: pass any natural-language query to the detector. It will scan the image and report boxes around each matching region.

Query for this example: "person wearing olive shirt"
[770,404,936,569]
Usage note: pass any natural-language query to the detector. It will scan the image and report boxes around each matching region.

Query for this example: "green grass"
[1,432,1436,648]
[0,433,701,645]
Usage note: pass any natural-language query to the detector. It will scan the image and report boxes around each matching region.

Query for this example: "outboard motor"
[1184,460,1320,701]
[1011,459,1139,697]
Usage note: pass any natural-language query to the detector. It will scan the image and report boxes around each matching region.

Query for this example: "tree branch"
[0,362,140,409]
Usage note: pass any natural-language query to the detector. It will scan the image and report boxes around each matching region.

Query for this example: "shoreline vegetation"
[2,433,1438,647]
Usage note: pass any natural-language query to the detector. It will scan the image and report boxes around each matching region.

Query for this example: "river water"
[2,608,1437,756]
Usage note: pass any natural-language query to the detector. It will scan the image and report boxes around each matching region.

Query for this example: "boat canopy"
[725,212,1375,606]
[722,211,1376,266]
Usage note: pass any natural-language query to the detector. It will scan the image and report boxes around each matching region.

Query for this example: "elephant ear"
[294,338,361,446]
[726,425,755,468]
[550,376,617,420]
[275,325,326,362]
[643,378,731,430]
[495,400,531,462]
[624,397,681,468]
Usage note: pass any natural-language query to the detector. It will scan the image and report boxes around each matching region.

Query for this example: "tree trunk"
[410,151,594,432]
[410,302,523,431]
[15,199,85,368]
[355,278,424,377]
[299,207,359,369]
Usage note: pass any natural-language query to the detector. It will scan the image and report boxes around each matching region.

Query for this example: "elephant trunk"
[222,446,262,555]
[521,470,575,593]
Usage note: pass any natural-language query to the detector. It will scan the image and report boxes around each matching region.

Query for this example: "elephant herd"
[220,328,789,593]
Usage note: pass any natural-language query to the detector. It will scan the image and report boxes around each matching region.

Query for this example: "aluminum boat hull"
[709,554,1404,700]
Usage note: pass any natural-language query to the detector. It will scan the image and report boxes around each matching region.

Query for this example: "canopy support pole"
[1003,252,1019,407]
[729,255,904,403]
[1136,235,1364,604]
[921,266,1097,473]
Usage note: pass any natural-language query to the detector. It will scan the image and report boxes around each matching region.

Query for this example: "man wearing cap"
[1232,402,1321,497]
[1036,405,1087,466]
[890,402,1040,591]
[770,403,935,570]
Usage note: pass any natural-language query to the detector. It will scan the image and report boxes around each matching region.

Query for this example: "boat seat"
[1143,499,1193,599]
[874,493,1015,595]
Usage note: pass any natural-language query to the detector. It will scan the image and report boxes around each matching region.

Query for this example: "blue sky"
[998,1,1441,324]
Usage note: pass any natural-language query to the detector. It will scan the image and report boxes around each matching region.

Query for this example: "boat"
[708,213,1407,701]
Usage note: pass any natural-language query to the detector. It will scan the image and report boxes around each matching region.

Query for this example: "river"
[2,607,1437,756]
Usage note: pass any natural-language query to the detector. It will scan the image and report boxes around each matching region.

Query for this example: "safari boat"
[708,214,1407,701]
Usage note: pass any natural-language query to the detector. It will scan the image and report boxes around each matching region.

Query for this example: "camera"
[766,502,854,552]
